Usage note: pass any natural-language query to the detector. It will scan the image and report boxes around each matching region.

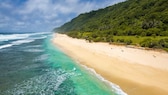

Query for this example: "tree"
[152,34,156,38]
[141,32,146,37]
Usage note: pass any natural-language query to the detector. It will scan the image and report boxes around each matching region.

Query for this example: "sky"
[0,0,125,33]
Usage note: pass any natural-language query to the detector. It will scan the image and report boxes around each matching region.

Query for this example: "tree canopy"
[56,0,168,37]
[54,0,168,51]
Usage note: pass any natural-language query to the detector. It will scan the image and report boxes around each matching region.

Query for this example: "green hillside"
[55,0,168,51]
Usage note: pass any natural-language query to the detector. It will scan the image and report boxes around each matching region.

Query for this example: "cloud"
[17,0,120,17]
[18,0,50,14]
[0,0,125,33]
[0,15,10,23]
[16,21,25,26]
[0,2,13,9]
[65,0,79,4]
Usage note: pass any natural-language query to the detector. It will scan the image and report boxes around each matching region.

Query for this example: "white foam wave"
[24,49,44,53]
[0,32,50,50]
[0,34,30,41]
[81,65,127,95]
[11,39,34,45]
[0,39,35,49]
[0,44,13,49]
[25,32,51,36]
[34,54,48,61]
[0,32,50,42]
[29,36,47,40]
[26,45,42,48]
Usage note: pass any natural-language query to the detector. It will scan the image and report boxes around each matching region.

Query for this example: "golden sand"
[53,33,168,95]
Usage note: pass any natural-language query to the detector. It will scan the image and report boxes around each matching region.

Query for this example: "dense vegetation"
[55,0,168,51]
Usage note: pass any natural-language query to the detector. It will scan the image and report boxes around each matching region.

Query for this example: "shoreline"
[53,33,168,95]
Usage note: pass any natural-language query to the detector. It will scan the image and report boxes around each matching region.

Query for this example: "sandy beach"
[53,33,168,95]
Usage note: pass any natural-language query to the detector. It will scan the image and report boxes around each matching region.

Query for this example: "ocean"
[0,32,127,95]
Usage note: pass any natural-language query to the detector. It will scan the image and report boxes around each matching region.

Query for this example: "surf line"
[75,60,127,95]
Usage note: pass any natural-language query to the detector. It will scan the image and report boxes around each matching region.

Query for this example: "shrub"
[159,38,168,48]
[125,39,133,45]
[140,32,146,37]
[106,35,114,42]
[152,34,156,38]
[117,39,124,43]
[93,37,102,42]
[140,38,159,48]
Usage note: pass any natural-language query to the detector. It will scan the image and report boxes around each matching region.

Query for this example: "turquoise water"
[0,32,126,95]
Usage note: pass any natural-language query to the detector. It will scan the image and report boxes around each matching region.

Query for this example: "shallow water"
[0,32,126,95]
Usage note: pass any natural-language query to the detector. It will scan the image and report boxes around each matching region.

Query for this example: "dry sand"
[53,33,168,95]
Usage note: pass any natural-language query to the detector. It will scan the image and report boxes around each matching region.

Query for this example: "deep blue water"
[0,32,126,95]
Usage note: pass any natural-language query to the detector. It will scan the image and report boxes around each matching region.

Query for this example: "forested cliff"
[55,0,168,51]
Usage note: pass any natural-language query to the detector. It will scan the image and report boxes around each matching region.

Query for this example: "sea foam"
[0,34,30,41]
[11,39,34,45]
[81,65,127,95]
[0,32,50,42]
[0,32,48,49]
[0,39,35,49]
[0,44,13,49]
[4,69,77,95]
[24,49,44,53]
